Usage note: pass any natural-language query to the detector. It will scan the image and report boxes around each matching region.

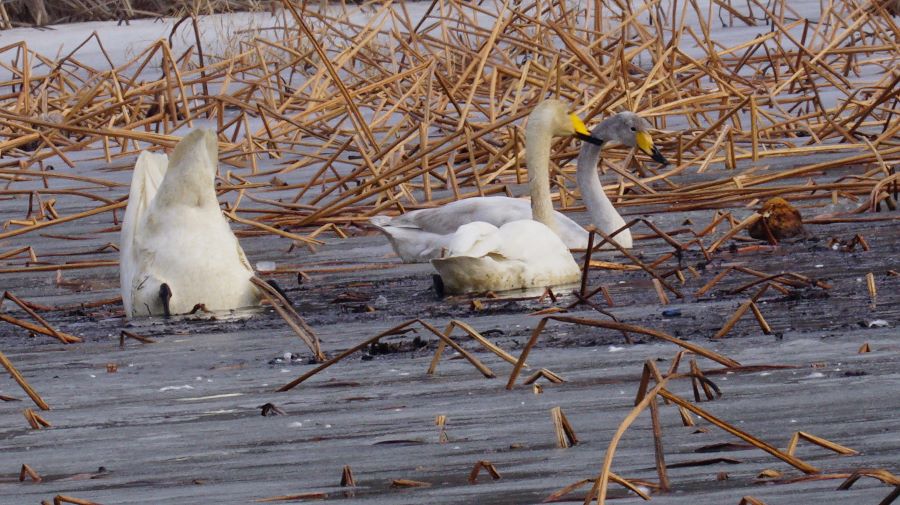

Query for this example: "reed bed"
[0,2,897,499]
[0,0,896,262]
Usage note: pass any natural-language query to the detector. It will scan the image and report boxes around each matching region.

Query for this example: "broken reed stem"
[786,431,858,456]
[278,319,495,391]
[585,379,671,505]
[591,225,684,299]
[658,389,819,474]
[0,350,50,410]
[251,277,324,362]
[468,460,502,483]
[551,406,579,448]
[508,315,740,389]
[19,463,41,483]
[119,330,155,346]
[713,300,754,339]
[708,213,762,253]
[24,407,51,429]
[749,302,773,334]
[524,368,565,384]
[580,229,596,298]
[2,291,79,344]
[648,395,670,491]
[866,272,877,306]
[0,313,82,343]
[340,465,355,487]
[52,495,103,505]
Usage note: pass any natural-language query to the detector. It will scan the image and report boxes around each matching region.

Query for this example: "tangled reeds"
[0,0,896,268]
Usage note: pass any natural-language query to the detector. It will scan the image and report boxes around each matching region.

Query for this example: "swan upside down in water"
[370,111,668,263]
[427,100,596,294]
[120,129,260,318]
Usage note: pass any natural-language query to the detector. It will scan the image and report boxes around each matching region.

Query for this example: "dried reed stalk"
[278,319,495,391]
[551,406,579,448]
[0,350,50,410]
[19,463,41,483]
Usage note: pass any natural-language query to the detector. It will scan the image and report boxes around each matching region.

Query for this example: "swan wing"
[444,222,502,257]
[120,150,169,316]
[386,197,532,233]
[378,196,588,243]
[492,220,576,262]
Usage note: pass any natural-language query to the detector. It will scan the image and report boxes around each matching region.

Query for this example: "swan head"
[589,112,669,165]
[527,99,600,145]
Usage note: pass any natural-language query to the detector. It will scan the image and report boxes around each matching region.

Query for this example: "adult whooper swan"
[428,100,592,294]
[370,111,667,262]
[120,129,260,318]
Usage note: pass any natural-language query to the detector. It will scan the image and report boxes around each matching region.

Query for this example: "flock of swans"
[119,100,668,317]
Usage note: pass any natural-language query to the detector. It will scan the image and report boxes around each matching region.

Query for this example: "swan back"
[370,198,592,261]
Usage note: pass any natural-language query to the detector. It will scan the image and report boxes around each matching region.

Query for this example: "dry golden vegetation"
[0,0,896,251]
[0,1,898,503]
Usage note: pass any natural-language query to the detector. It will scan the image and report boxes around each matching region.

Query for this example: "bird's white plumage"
[431,220,581,294]
[371,197,590,262]
[120,129,259,318]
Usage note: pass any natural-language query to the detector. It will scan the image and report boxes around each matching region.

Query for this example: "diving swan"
[120,129,260,318]
[371,110,667,262]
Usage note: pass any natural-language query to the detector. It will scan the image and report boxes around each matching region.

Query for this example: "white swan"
[371,112,667,262]
[428,100,588,294]
[120,129,260,318]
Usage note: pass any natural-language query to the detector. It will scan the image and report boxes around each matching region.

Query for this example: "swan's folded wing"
[387,197,532,234]
[123,151,168,234]
[445,222,502,257]
[120,151,169,315]
[492,220,573,262]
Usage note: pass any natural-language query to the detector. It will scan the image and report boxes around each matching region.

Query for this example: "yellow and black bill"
[570,114,604,146]
[635,131,669,165]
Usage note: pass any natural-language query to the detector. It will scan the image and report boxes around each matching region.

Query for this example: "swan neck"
[525,119,556,231]
[576,142,626,233]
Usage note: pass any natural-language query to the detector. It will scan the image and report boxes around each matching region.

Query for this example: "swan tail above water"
[153,129,220,209]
